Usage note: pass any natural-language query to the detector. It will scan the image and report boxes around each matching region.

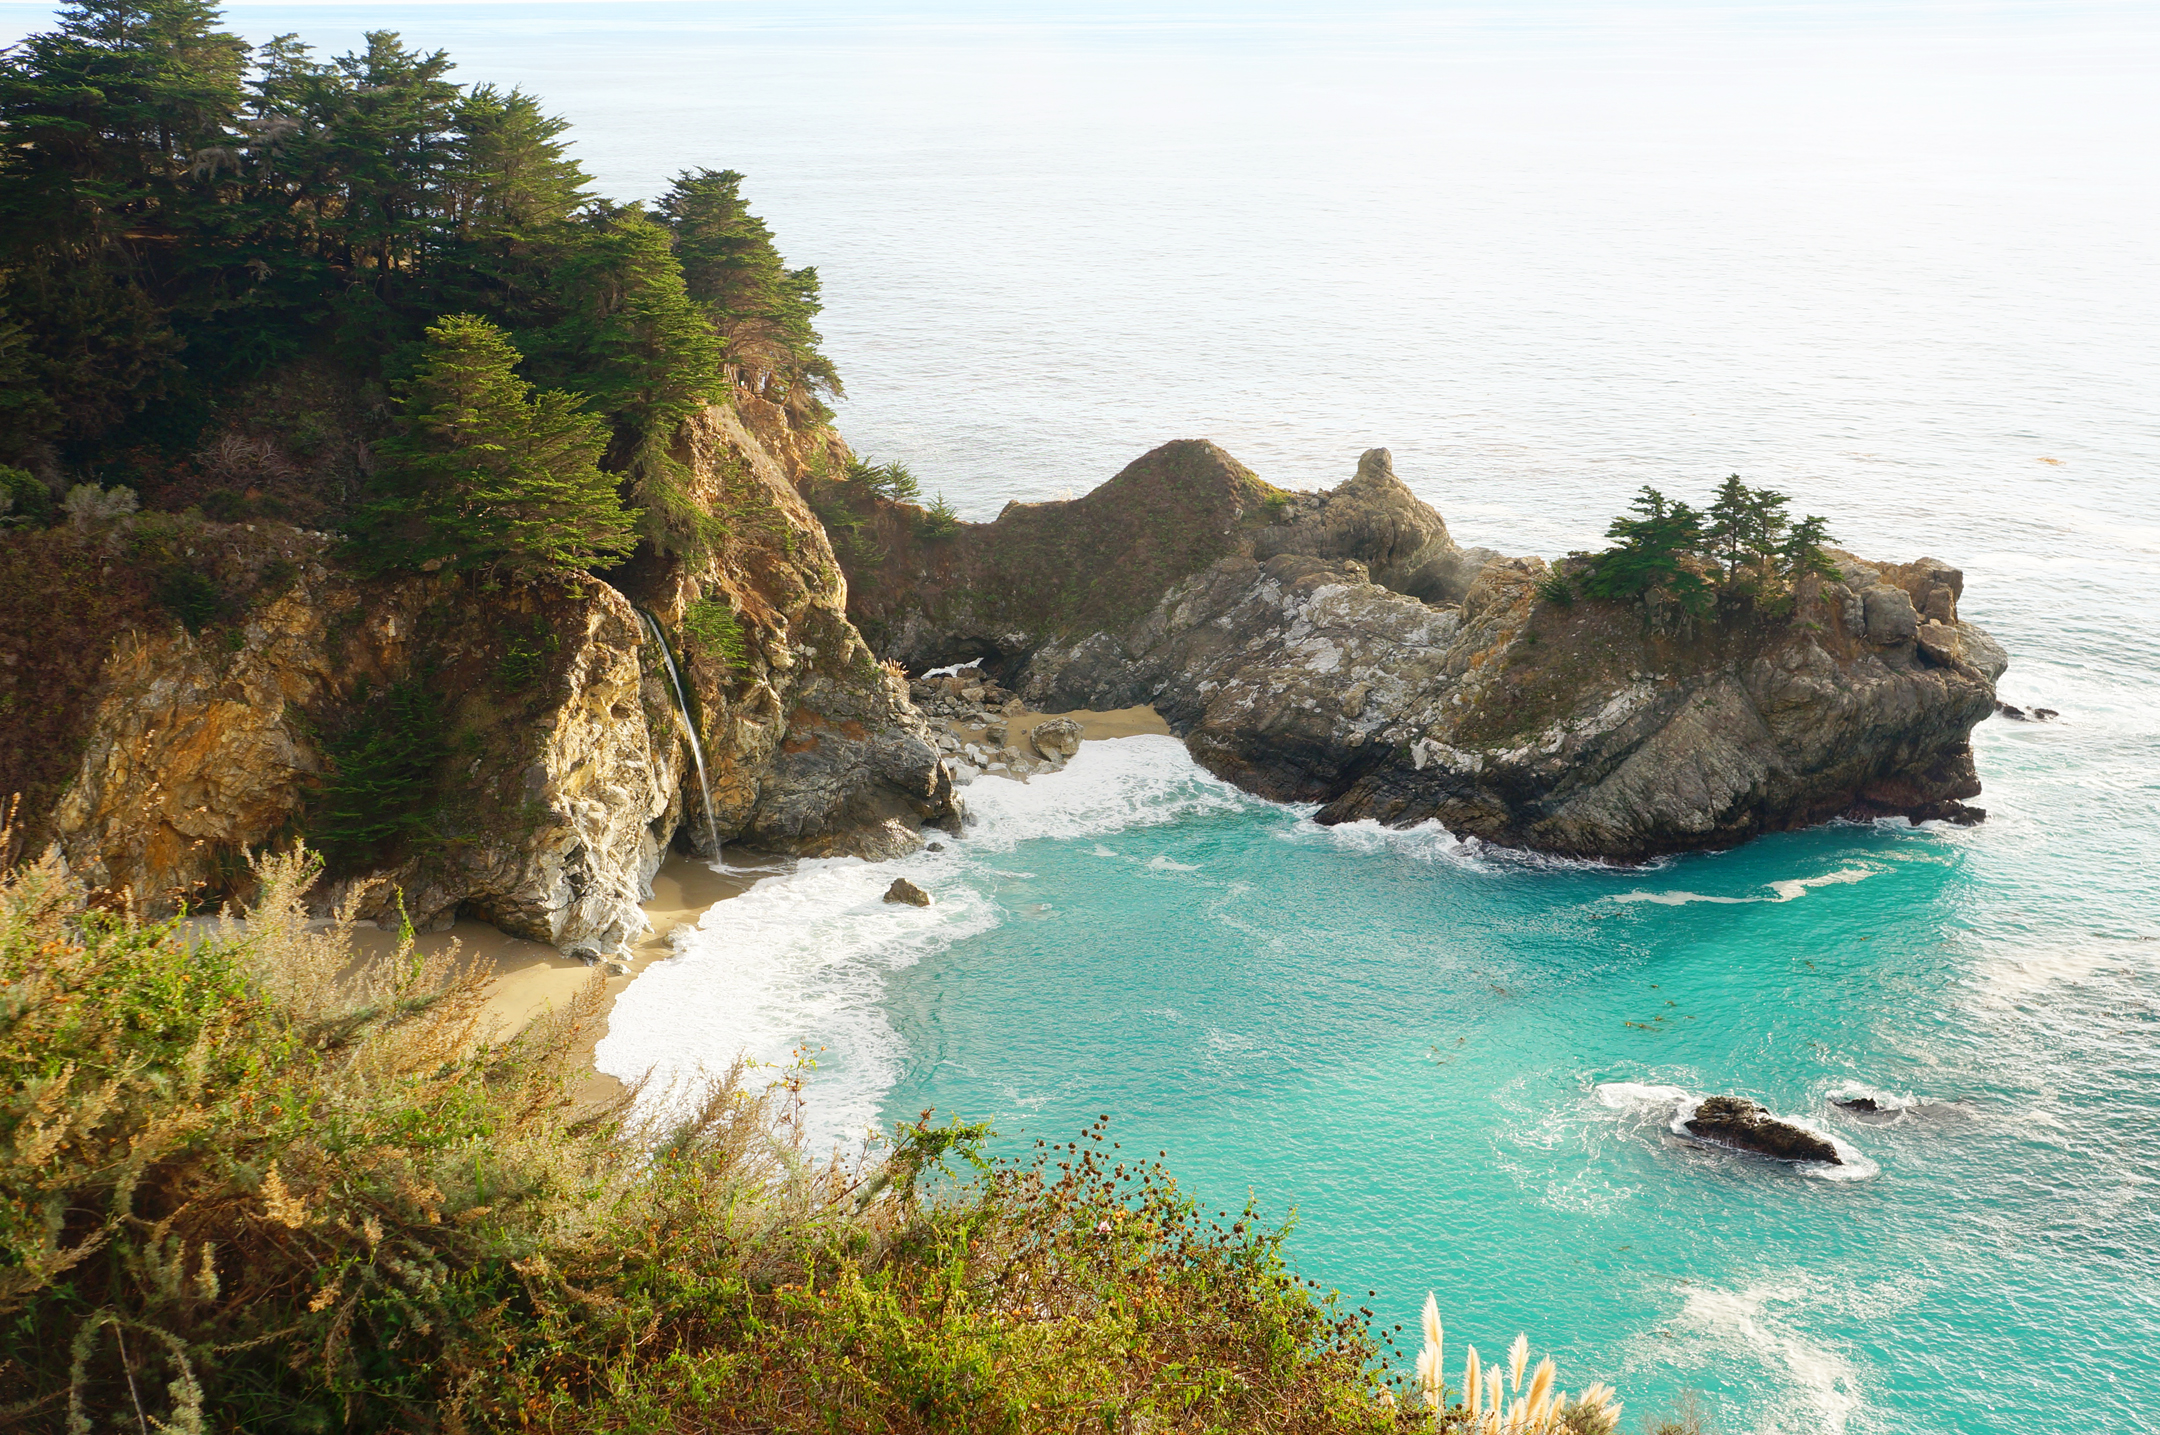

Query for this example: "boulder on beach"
[1030,716,1084,761]
[1684,1096,1842,1164]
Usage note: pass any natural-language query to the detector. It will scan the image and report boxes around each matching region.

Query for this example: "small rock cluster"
[908,670,1085,783]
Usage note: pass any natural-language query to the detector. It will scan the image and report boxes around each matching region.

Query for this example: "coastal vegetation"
[0,0,836,572]
[0,0,867,879]
[1542,476,1837,618]
[0,840,1620,1432]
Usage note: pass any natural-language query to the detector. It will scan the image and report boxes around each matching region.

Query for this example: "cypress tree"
[542,209,725,556]
[355,313,637,577]
[658,167,841,414]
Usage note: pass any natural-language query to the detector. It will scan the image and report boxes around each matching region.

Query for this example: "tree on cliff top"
[658,166,841,420]
[354,313,637,576]
[1560,478,1835,618]
[538,208,726,558]
[1577,486,1714,612]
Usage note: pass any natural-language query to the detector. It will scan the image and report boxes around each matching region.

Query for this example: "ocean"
[12,2,2156,1428]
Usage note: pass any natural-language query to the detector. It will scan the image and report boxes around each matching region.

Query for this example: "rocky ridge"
[837,441,2008,860]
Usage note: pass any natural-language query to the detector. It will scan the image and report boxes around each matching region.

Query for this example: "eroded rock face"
[1684,1096,1842,1165]
[619,399,958,861]
[50,559,681,954]
[837,443,2007,860]
[31,396,958,952]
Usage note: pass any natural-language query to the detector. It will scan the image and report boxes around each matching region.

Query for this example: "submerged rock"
[1684,1096,1842,1164]
[882,876,932,907]
[833,441,2008,861]
[1831,1095,1883,1113]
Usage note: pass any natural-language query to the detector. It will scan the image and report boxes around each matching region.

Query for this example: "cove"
[602,734,2156,1435]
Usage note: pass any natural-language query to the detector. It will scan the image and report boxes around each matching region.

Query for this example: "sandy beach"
[375,709,1174,1091]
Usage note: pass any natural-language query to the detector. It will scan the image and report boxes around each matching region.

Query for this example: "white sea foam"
[1671,1281,1869,1435]
[1610,865,1881,907]
[956,734,1244,851]
[1281,814,1634,874]
[599,737,1246,1147]
[1594,1081,1694,1112]
[593,851,998,1150]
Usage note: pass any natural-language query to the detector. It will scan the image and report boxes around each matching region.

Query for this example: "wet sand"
[1011,705,1170,741]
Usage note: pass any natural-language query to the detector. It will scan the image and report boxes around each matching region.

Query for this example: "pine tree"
[1780,514,1840,580]
[0,0,246,447]
[1705,473,1752,577]
[355,313,637,577]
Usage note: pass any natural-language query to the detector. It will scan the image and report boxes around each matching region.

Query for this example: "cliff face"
[837,444,2007,860]
[6,398,955,954]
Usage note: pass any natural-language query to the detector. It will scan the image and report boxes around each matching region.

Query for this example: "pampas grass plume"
[1526,1355,1555,1414]
[1422,1292,1444,1353]
[1508,1332,1529,1391]
[1464,1345,1482,1417]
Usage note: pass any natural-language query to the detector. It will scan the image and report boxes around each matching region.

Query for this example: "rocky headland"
[1,395,956,958]
[835,441,2007,861]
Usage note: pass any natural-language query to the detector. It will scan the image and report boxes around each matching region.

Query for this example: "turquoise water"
[604,717,2160,1435]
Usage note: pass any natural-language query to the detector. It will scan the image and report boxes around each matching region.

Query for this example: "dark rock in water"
[927,841,945,852]
[1995,702,2027,720]
[2033,707,2058,719]
[1685,1096,1842,1164]
[1832,1096,1882,1113]
[883,877,932,907]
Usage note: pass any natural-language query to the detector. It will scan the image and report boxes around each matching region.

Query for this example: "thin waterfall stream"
[639,610,720,855]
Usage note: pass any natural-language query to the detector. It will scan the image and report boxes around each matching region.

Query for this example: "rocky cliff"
[0,398,955,955]
[837,443,2006,860]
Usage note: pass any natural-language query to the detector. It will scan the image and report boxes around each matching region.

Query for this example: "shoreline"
[407,708,1173,1093]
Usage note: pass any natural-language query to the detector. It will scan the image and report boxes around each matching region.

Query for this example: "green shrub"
[683,595,749,671]
[0,845,1437,1433]
[1535,570,1577,607]
[495,614,559,691]
[198,487,250,522]
[154,564,229,633]
[257,556,300,597]
[918,491,963,541]
[0,465,51,527]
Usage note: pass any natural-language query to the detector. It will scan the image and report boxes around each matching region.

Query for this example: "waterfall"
[639,610,721,856]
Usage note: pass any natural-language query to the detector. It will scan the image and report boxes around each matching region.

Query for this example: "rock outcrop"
[8,395,957,955]
[838,442,2006,860]
[1683,1096,1843,1165]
